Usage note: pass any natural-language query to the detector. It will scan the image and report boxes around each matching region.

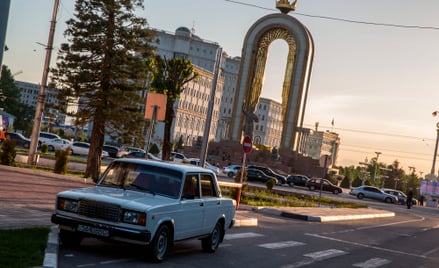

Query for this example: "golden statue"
[276,0,297,14]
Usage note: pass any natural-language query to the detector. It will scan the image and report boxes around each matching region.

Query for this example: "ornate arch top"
[258,27,296,50]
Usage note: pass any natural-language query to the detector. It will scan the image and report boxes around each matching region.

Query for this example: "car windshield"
[98,161,183,198]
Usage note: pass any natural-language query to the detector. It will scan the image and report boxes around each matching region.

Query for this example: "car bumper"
[51,214,151,245]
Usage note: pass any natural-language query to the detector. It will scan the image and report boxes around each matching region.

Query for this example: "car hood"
[57,186,178,211]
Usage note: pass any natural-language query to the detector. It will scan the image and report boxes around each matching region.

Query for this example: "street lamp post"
[431,111,439,180]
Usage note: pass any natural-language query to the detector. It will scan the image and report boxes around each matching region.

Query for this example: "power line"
[224,0,439,30]
[303,123,435,142]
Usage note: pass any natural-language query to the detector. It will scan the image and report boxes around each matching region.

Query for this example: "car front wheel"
[150,225,170,262]
[333,189,340,194]
[228,172,234,178]
[288,182,294,187]
[357,193,364,199]
[59,229,82,247]
[202,221,223,253]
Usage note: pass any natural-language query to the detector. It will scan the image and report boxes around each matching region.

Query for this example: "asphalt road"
[57,205,439,268]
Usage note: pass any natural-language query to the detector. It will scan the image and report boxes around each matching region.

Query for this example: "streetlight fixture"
[373,151,381,182]
[430,111,439,180]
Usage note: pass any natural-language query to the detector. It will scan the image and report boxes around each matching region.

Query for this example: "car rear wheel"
[309,185,316,191]
[228,172,234,178]
[48,145,55,151]
[333,189,340,194]
[357,193,364,199]
[202,221,223,253]
[288,182,294,187]
[384,197,393,203]
[150,225,170,262]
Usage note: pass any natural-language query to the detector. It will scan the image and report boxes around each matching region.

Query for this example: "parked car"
[124,151,162,161]
[67,141,109,158]
[38,132,61,145]
[46,138,72,152]
[103,145,128,158]
[349,186,398,203]
[223,165,241,177]
[128,147,146,153]
[171,152,188,163]
[246,168,278,185]
[5,131,35,148]
[305,178,342,194]
[187,158,220,175]
[286,174,310,187]
[247,165,286,184]
[382,188,417,205]
[51,158,236,262]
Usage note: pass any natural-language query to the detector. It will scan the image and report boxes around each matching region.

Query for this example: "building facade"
[253,97,283,149]
[150,27,226,147]
[297,127,340,167]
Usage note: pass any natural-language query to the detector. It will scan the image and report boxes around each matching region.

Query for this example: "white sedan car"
[46,138,72,152]
[51,159,236,262]
[66,141,109,158]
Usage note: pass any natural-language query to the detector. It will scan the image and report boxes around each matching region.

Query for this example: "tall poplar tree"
[51,0,155,180]
[149,56,198,161]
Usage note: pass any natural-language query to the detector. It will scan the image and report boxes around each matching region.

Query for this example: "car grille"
[78,199,121,222]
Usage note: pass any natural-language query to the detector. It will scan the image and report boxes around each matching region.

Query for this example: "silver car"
[382,188,417,205]
[349,185,398,203]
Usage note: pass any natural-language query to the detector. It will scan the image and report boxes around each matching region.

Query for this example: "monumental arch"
[230,7,314,152]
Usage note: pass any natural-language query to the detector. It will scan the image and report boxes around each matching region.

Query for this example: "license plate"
[77,224,109,237]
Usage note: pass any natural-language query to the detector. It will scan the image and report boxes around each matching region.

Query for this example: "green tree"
[149,56,198,161]
[50,0,155,180]
[0,65,35,134]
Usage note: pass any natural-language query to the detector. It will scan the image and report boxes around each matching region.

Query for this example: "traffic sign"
[242,136,252,153]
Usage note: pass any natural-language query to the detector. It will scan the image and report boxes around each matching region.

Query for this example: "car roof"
[113,158,214,174]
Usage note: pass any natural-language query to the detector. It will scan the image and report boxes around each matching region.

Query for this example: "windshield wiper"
[128,184,155,195]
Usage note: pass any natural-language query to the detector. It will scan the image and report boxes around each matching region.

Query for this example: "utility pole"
[28,0,59,165]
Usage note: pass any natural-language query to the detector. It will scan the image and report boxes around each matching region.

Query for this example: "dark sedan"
[306,178,342,194]
[286,174,310,187]
[246,168,278,185]
[247,165,286,184]
[5,132,34,148]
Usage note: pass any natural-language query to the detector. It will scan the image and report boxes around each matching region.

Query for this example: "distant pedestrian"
[418,195,424,206]
[407,188,414,209]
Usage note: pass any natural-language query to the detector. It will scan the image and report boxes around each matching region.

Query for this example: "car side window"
[182,175,200,199]
[200,174,217,198]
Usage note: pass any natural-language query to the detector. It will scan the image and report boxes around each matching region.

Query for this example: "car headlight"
[122,210,146,225]
[58,198,78,213]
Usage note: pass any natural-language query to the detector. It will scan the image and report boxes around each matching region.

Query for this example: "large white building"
[253,97,283,149]
[150,27,234,147]
[14,80,74,127]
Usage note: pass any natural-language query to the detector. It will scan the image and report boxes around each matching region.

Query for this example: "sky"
[3,0,439,177]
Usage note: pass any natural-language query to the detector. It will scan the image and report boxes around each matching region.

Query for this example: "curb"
[252,207,396,222]
[42,225,58,268]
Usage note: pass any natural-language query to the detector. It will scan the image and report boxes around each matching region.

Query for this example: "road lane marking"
[353,258,391,268]
[322,217,425,235]
[258,241,305,249]
[305,233,427,258]
[280,249,347,268]
[303,249,348,260]
[224,232,264,240]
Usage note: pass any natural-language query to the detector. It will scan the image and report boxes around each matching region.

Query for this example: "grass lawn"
[0,227,50,268]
